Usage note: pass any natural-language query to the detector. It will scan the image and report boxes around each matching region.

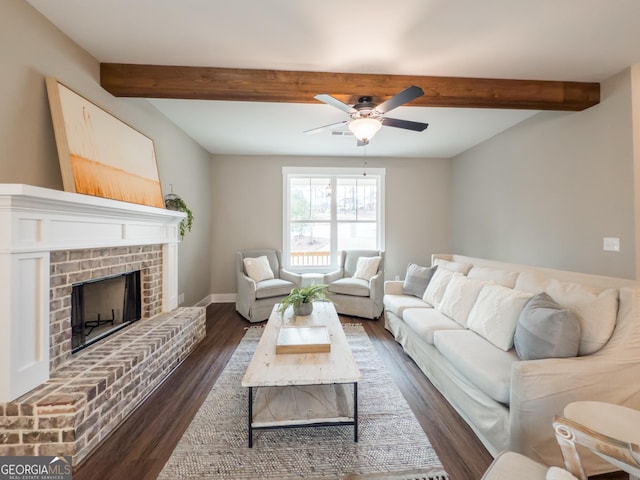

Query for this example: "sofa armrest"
[384,280,404,295]
[509,353,640,463]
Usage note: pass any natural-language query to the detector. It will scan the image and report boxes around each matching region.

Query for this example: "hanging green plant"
[164,188,194,239]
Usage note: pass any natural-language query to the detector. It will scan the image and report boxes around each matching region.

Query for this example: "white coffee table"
[241,302,361,447]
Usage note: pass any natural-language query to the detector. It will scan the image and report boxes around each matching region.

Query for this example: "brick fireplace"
[0,184,206,462]
[0,184,185,401]
[50,245,163,370]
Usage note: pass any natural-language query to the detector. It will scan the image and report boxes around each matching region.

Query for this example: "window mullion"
[330,176,338,266]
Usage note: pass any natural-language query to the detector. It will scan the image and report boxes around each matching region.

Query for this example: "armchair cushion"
[328,277,371,297]
[353,256,382,281]
[255,278,295,299]
[243,255,275,282]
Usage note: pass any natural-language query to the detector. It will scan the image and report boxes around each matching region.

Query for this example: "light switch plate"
[603,237,620,252]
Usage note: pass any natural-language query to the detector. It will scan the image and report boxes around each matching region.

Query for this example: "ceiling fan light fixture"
[348,117,382,142]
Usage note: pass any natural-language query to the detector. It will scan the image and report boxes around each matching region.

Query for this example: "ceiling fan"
[304,85,429,146]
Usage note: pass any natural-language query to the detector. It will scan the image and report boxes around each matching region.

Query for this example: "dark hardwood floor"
[72,303,622,480]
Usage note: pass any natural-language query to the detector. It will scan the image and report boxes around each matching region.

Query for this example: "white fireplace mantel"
[0,184,185,402]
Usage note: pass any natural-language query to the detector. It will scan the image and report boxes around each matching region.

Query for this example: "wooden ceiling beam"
[100,63,600,111]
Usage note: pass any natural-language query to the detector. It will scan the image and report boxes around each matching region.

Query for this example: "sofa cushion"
[383,294,431,317]
[514,292,581,360]
[243,255,275,282]
[402,263,437,298]
[255,278,295,299]
[353,256,382,281]
[423,269,463,308]
[434,329,519,405]
[468,266,519,288]
[328,277,371,297]
[467,284,533,351]
[433,258,473,274]
[403,308,465,344]
[546,279,618,355]
[438,276,491,327]
[514,270,549,294]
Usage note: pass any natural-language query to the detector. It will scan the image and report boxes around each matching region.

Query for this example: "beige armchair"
[236,249,301,323]
[323,250,384,319]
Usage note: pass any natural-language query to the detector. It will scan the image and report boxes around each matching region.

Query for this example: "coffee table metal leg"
[354,382,358,442]
[248,387,253,448]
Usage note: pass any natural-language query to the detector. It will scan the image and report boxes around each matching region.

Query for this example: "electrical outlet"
[178,293,185,305]
[603,237,620,252]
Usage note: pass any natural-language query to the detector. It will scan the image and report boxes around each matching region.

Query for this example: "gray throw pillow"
[402,264,437,298]
[514,292,581,360]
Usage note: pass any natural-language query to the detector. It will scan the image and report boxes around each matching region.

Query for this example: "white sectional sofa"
[383,254,640,474]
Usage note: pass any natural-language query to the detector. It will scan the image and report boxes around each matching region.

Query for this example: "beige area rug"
[158,324,449,480]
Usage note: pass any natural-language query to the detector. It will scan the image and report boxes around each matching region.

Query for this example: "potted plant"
[164,190,194,240]
[277,284,330,317]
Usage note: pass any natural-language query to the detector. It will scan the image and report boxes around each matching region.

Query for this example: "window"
[283,167,385,271]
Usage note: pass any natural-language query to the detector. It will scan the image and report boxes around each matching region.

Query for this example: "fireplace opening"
[71,271,141,353]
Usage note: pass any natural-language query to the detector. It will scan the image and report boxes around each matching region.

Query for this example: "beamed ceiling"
[24,0,640,158]
[100,64,600,111]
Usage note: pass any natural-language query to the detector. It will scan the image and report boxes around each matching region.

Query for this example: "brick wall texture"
[49,245,164,371]
[0,245,206,465]
[0,307,206,464]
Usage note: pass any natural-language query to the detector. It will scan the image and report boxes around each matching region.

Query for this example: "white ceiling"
[26,0,640,158]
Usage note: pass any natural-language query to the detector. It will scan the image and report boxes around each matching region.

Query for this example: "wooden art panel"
[46,77,164,208]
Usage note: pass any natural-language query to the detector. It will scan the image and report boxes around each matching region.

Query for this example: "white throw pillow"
[438,276,492,327]
[546,279,618,355]
[243,255,275,282]
[467,266,519,288]
[422,269,463,308]
[353,256,381,281]
[467,284,533,351]
[433,258,473,275]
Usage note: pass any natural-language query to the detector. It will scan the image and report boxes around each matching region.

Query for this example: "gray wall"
[210,155,451,294]
[451,68,636,278]
[1,0,212,306]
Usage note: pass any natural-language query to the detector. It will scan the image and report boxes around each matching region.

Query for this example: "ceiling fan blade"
[381,117,429,132]
[314,94,357,114]
[303,120,348,135]
[374,85,424,114]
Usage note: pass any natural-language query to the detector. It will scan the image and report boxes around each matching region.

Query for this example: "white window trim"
[282,166,385,272]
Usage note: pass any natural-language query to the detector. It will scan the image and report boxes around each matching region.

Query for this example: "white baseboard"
[209,293,236,303]
[193,295,214,308]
